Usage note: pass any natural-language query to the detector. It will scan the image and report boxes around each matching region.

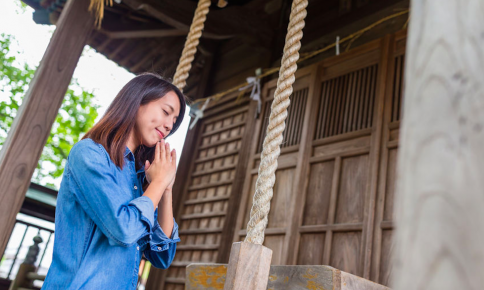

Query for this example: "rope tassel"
[244,0,308,245]
[88,0,113,29]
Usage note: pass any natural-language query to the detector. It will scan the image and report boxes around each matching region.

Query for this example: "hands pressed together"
[141,139,177,236]
[142,139,177,208]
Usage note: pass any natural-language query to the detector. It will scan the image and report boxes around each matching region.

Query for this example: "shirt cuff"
[149,218,181,252]
[129,196,155,230]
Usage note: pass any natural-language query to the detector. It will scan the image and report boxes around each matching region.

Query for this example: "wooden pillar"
[393,0,484,289]
[223,242,272,290]
[0,0,95,255]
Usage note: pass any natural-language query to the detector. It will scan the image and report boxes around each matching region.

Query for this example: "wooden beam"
[392,0,484,289]
[186,264,390,290]
[0,0,95,255]
[101,28,187,39]
[121,0,273,46]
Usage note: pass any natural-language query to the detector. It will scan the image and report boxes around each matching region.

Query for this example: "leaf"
[0,33,100,189]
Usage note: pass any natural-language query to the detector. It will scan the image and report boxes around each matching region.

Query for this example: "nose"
[164,121,173,133]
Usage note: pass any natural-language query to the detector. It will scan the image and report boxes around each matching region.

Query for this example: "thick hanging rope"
[172,0,211,91]
[245,0,308,245]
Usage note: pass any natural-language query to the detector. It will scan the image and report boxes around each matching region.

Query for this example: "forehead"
[153,91,181,112]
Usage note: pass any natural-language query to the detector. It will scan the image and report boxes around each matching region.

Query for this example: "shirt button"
[137,246,140,250]
[157,247,162,251]
[134,185,138,190]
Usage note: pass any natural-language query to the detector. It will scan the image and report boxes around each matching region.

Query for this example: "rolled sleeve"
[143,217,180,269]
[149,218,180,252]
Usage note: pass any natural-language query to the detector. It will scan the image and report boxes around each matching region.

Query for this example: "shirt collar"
[125,146,146,174]
[124,146,133,158]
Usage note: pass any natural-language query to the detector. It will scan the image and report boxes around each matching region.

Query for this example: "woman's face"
[135,91,181,147]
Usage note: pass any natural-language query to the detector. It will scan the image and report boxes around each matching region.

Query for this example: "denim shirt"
[42,138,180,289]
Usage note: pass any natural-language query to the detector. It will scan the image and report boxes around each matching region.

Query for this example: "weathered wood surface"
[393,0,484,289]
[223,242,272,290]
[187,264,390,290]
[0,0,95,256]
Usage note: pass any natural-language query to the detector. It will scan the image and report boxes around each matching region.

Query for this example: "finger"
[155,141,161,161]
[160,139,166,161]
[165,142,171,161]
[145,160,151,170]
[171,149,177,165]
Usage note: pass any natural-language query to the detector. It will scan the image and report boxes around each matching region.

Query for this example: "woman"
[42,72,186,289]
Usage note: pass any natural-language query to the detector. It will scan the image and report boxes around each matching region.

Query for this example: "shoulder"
[68,139,111,167]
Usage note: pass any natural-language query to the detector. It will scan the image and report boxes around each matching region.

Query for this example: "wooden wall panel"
[232,68,314,267]
[156,31,408,290]
[330,231,362,276]
[335,155,369,224]
[288,37,390,283]
[302,161,334,226]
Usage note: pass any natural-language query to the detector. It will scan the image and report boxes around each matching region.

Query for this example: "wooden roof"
[23,0,409,99]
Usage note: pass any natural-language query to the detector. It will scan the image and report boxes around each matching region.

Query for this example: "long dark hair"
[83,72,186,169]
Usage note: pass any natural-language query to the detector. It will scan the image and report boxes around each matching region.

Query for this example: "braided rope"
[172,0,211,91]
[245,0,308,245]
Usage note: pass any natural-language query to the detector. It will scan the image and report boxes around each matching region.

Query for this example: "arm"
[158,190,174,238]
[69,141,155,247]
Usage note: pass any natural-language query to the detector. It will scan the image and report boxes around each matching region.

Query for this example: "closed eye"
[163,110,169,116]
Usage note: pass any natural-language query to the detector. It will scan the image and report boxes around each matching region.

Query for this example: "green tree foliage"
[0,33,99,189]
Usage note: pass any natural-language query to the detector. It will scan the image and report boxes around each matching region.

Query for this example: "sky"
[0,0,192,188]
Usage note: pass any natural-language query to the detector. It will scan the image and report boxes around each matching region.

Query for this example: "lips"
[155,128,165,139]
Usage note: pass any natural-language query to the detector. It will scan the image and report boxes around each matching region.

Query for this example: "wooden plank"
[322,156,342,265]
[309,147,371,163]
[217,101,259,263]
[198,135,243,150]
[370,34,402,285]
[282,66,321,264]
[361,35,391,279]
[187,179,234,191]
[0,0,95,255]
[194,149,239,164]
[105,29,186,39]
[186,264,390,290]
[223,242,272,290]
[184,195,231,205]
[393,1,484,289]
[191,164,236,177]
[180,211,227,220]
[299,223,364,233]
[202,122,245,138]
[312,128,372,147]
